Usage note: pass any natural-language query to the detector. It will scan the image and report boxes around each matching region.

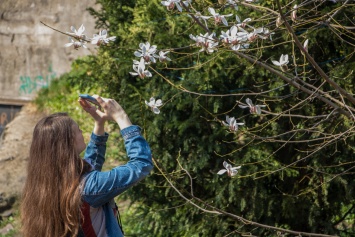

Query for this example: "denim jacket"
[81,125,153,237]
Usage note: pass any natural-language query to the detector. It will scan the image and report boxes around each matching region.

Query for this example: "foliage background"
[35,0,355,236]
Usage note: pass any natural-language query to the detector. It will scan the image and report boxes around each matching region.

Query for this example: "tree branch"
[275,0,355,106]
[181,3,353,119]
[174,160,339,237]
[232,51,353,119]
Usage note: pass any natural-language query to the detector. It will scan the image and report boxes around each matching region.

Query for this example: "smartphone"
[79,94,100,106]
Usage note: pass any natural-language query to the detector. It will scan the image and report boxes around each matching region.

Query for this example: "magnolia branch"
[233,51,353,119]
[157,158,338,237]
[254,125,355,180]
[275,0,355,107]
[182,2,353,119]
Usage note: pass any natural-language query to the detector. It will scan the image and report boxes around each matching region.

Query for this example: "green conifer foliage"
[56,0,355,236]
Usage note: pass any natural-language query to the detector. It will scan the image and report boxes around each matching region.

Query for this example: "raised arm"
[79,95,153,207]
[82,126,153,207]
[80,97,110,170]
[83,132,109,171]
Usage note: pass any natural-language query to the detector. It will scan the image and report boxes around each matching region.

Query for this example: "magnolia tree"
[42,0,354,236]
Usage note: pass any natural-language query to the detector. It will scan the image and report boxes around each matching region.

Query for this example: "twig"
[326,0,351,23]
[40,21,90,42]
[232,51,352,118]
[153,158,221,215]
[180,3,353,119]
[275,0,355,107]
[160,158,338,237]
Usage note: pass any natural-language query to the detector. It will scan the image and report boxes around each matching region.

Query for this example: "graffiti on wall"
[19,64,56,95]
[0,105,22,135]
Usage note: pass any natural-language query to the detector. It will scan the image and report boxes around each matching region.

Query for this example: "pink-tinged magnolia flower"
[217,161,241,177]
[190,34,204,46]
[134,42,158,63]
[158,51,171,62]
[161,0,190,12]
[67,24,86,40]
[145,97,163,114]
[291,4,297,22]
[272,54,289,72]
[245,27,263,42]
[129,58,152,79]
[220,26,248,51]
[208,7,233,26]
[222,115,244,132]
[91,30,116,45]
[190,32,219,54]
[239,98,266,114]
[235,16,251,29]
[64,37,87,50]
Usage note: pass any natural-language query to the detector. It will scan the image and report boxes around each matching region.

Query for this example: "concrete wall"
[0,0,99,105]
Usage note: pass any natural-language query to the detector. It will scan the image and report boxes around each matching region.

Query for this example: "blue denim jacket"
[81,125,153,236]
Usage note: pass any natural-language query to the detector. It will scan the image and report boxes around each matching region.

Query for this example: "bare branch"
[275,0,355,106]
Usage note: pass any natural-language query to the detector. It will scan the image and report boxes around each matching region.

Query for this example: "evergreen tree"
[41,0,355,236]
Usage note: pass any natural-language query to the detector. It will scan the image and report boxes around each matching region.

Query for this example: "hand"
[81,95,132,130]
[79,97,108,135]
[78,98,106,124]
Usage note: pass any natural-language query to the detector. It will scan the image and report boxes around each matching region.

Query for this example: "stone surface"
[0,223,14,235]
[0,0,99,105]
[0,104,45,218]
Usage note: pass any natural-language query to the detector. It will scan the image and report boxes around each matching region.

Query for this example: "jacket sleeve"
[81,125,153,208]
[83,132,109,171]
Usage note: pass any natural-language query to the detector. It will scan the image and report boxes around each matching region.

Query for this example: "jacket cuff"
[121,125,141,140]
[90,132,109,145]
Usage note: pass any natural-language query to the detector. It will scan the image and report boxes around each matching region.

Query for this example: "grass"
[0,209,20,237]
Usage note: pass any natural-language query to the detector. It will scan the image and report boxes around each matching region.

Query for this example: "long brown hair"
[21,113,91,237]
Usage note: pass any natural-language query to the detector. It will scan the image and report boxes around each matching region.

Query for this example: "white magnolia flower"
[239,98,266,114]
[190,32,218,54]
[134,42,158,63]
[247,29,258,42]
[272,54,289,71]
[260,28,275,40]
[208,7,233,26]
[161,0,190,12]
[269,32,275,41]
[235,16,252,29]
[158,51,171,62]
[145,97,163,114]
[190,34,204,46]
[249,27,274,41]
[64,37,87,50]
[188,11,212,28]
[239,43,250,50]
[291,4,297,22]
[225,0,239,10]
[91,30,116,45]
[67,24,86,40]
[242,27,272,42]
[217,161,241,177]
[302,39,309,55]
[222,115,244,132]
[129,58,152,79]
[220,26,248,51]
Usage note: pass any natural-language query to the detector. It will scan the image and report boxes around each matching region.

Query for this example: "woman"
[21,95,153,237]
